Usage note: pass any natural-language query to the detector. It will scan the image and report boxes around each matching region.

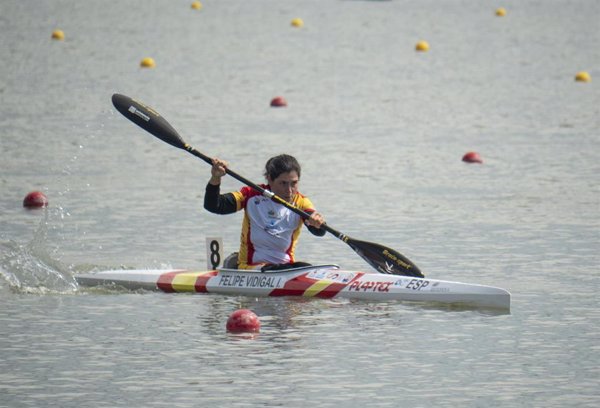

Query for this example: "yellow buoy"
[495,8,507,17]
[51,29,65,40]
[575,71,591,83]
[191,1,202,10]
[140,57,156,68]
[415,40,429,52]
[291,18,304,28]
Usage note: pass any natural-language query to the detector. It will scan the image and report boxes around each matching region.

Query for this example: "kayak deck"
[75,265,511,311]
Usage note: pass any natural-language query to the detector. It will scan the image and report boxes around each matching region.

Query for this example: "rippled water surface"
[1,1,599,407]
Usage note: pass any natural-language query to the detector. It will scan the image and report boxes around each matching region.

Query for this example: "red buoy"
[462,151,483,164]
[226,309,261,333]
[23,191,48,208]
[270,96,287,107]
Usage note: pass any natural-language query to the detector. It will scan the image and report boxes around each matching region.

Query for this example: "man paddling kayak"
[204,154,325,270]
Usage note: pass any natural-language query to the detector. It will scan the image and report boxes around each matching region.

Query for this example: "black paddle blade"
[347,238,424,277]
[111,94,186,150]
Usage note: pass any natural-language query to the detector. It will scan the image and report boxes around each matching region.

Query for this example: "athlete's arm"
[204,183,237,214]
[305,209,326,236]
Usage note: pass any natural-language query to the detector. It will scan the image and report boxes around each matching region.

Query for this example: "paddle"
[111,93,424,277]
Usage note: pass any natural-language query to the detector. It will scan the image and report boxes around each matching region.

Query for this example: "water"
[1,0,599,406]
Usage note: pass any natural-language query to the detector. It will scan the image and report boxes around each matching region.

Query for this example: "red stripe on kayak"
[195,271,218,292]
[269,273,315,296]
[157,271,181,293]
[314,272,365,299]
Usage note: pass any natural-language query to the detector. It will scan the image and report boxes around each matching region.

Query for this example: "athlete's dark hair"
[264,154,301,181]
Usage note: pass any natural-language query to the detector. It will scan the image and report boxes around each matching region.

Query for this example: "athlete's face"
[268,171,299,202]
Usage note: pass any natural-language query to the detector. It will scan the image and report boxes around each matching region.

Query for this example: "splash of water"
[0,208,78,294]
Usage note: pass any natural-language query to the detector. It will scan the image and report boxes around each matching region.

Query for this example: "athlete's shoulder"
[294,191,315,211]
[235,186,264,208]
[240,185,265,198]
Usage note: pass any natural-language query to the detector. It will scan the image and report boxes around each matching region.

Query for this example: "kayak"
[75,264,510,310]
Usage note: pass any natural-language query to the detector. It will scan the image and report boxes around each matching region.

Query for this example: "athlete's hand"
[209,158,228,185]
[306,211,325,228]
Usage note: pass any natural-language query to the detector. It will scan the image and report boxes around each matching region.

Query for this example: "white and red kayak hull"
[75,265,510,310]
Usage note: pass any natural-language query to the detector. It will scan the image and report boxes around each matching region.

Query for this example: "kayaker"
[204,154,326,270]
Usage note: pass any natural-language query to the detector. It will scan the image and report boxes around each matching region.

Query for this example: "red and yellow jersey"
[204,183,323,269]
[231,186,316,269]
